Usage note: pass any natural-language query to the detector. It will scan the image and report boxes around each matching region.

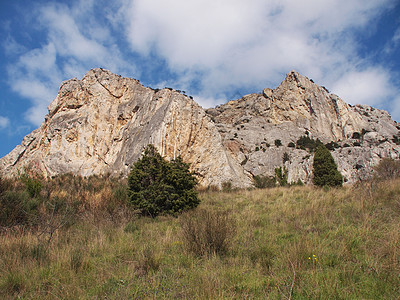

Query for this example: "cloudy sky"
[0,0,400,157]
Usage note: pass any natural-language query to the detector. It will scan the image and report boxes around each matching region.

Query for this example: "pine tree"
[128,145,199,217]
[312,144,343,187]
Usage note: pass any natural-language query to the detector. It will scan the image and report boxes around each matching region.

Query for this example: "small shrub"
[275,167,288,186]
[0,176,12,194]
[325,141,339,150]
[253,175,276,189]
[296,136,321,152]
[136,245,160,275]
[20,173,42,198]
[249,244,275,272]
[288,142,295,148]
[180,208,235,257]
[392,135,400,145]
[112,185,129,203]
[292,179,304,186]
[283,152,290,164]
[374,158,400,180]
[222,181,233,192]
[352,132,361,139]
[124,221,139,234]
[275,139,282,147]
[0,191,30,227]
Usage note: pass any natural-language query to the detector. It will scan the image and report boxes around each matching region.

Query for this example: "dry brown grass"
[0,175,399,298]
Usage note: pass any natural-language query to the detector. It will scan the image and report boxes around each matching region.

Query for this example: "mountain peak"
[1,69,399,187]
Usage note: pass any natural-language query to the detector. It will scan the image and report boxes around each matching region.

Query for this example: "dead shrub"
[180,208,235,257]
[374,158,400,180]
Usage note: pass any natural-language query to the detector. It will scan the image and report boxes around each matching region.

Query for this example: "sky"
[0,0,400,158]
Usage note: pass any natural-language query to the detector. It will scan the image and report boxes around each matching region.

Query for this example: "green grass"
[0,177,399,298]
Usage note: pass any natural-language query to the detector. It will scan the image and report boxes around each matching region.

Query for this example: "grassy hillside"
[0,175,399,299]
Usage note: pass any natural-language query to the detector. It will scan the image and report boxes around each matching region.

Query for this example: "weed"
[70,248,84,272]
[136,244,160,275]
[0,272,25,296]
[30,244,48,265]
[124,221,139,234]
[180,208,235,256]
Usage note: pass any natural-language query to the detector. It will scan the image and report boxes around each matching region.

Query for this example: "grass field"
[0,175,399,299]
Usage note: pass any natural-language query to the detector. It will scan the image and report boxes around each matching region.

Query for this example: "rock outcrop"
[206,71,400,184]
[1,69,399,187]
[0,68,251,188]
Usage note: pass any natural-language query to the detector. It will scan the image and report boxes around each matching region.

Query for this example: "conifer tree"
[312,144,343,187]
[129,145,199,217]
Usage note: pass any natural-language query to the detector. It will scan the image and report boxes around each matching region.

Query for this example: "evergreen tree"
[128,145,199,217]
[312,144,343,187]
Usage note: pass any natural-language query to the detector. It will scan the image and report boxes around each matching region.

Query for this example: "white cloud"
[121,0,395,105]
[330,68,393,106]
[3,36,26,56]
[40,4,109,62]
[0,116,10,129]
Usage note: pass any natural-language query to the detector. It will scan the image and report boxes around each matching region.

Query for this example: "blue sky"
[1,0,400,158]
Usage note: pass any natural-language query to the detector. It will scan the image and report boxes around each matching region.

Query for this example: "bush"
[275,167,288,186]
[296,136,321,152]
[222,181,233,192]
[253,175,276,189]
[274,139,282,147]
[283,152,290,164]
[392,135,400,145]
[352,132,361,139]
[0,191,30,227]
[313,144,343,187]
[180,208,235,256]
[0,176,12,195]
[20,173,42,198]
[325,141,339,151]
[374,158,400,180]
[128,144,199,217]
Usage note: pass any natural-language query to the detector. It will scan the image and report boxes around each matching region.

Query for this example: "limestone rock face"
[206,71,400,184]
[0,68,251,188]
[1,69,399,187]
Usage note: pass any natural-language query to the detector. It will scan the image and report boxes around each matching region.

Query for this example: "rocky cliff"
[206,70,400,184]
[1,69,399,187]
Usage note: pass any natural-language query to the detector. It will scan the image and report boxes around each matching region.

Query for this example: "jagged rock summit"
[1,68,399,187]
